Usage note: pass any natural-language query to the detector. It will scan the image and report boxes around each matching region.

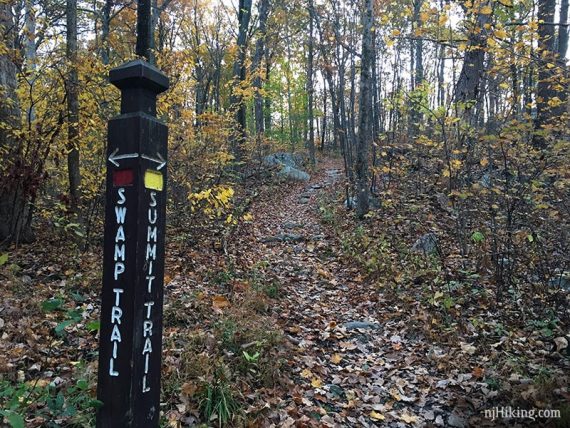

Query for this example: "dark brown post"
[96,59,169,427]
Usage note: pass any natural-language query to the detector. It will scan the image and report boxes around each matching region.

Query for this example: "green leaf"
[1,410,25,428]
[63,404,77,417]
[89,399,104,409]
[66,309,83,322]
[71,291,85,302]
[41,298,64,312]
[471,231,485,243]
[76,379,88,390]
[55,319,76,335]
[0,253,9,267]
[86,320,100,332]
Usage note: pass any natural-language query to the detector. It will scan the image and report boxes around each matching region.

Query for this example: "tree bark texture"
[356,0,373,218]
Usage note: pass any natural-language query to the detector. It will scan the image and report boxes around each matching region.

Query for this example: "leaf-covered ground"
[0,156,569,427]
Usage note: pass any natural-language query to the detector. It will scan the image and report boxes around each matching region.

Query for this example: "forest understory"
[0,155,568,427]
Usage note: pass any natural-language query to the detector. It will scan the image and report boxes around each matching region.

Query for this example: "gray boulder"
[263,152,306,168]
[263,152,294,167]
[343,321,381,330]
[412,233,439,255]
[263,152,310,181]
[278,165,310,181]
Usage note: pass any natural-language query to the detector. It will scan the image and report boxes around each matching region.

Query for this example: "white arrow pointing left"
[108,148,139,167]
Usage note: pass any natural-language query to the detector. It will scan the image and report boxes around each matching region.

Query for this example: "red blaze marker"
[113,169,135,187]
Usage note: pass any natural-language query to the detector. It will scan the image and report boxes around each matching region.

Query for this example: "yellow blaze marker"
[144,170,163,191]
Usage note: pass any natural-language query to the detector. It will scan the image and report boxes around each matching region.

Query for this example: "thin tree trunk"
[229,0,252,162]
[251,0,270,138]
[533,0,557,147]
[264,55,272,132]
[284,13,295,151]
[356,0,373,218]
[24,0,36,123]
[437,43,445,108]
[558,0,569,60]
[101,0,112,64]
[307,0,316,165]
[324,69,341,153]
[66,0,81,216]
[370,29,381,194]
[410,0,423,137]
[321,78,327,151]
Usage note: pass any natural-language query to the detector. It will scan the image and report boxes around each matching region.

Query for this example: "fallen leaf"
[554,337,568,352]
[311,377,323,388]
[181,382,197,397]
[212,295,230,309]
[400,412,418,424]
[390,388,401,401]
[472,366,484,378]
[370,410,385,421]
[460,342,476,355]
[331,353,343,364]
[339,341,357,350]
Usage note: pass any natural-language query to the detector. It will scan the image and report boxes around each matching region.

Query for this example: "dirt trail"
[225,158,524,427]
[225,160,440,427]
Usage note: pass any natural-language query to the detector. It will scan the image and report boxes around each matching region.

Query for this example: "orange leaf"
[181,381,197,397]
[472,366,484,378]
[212,295,230,309]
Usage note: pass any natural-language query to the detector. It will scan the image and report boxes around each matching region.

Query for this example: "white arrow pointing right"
[141,152,166,170]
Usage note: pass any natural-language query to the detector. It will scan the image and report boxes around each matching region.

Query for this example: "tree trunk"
[409,0,423,137]
[306,0,316,165]
[251,0,270,139]
[149,0,174,64]
[101,0,112,64]
[437,43,445,108]
[24,0,36,123]
[454,2,492,125]
[558,0,569,60]
[229,0,252,162]
[66,0,81,216]
[306,0,316,164]
[0,2,33,244]
[321,78,327,151]
[356,0,373,218]
[533,0,557,147]
[323,68,341,153]
[264,56,272,132]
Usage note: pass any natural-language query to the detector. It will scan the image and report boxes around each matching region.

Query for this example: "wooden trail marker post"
[96,59,169,427]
